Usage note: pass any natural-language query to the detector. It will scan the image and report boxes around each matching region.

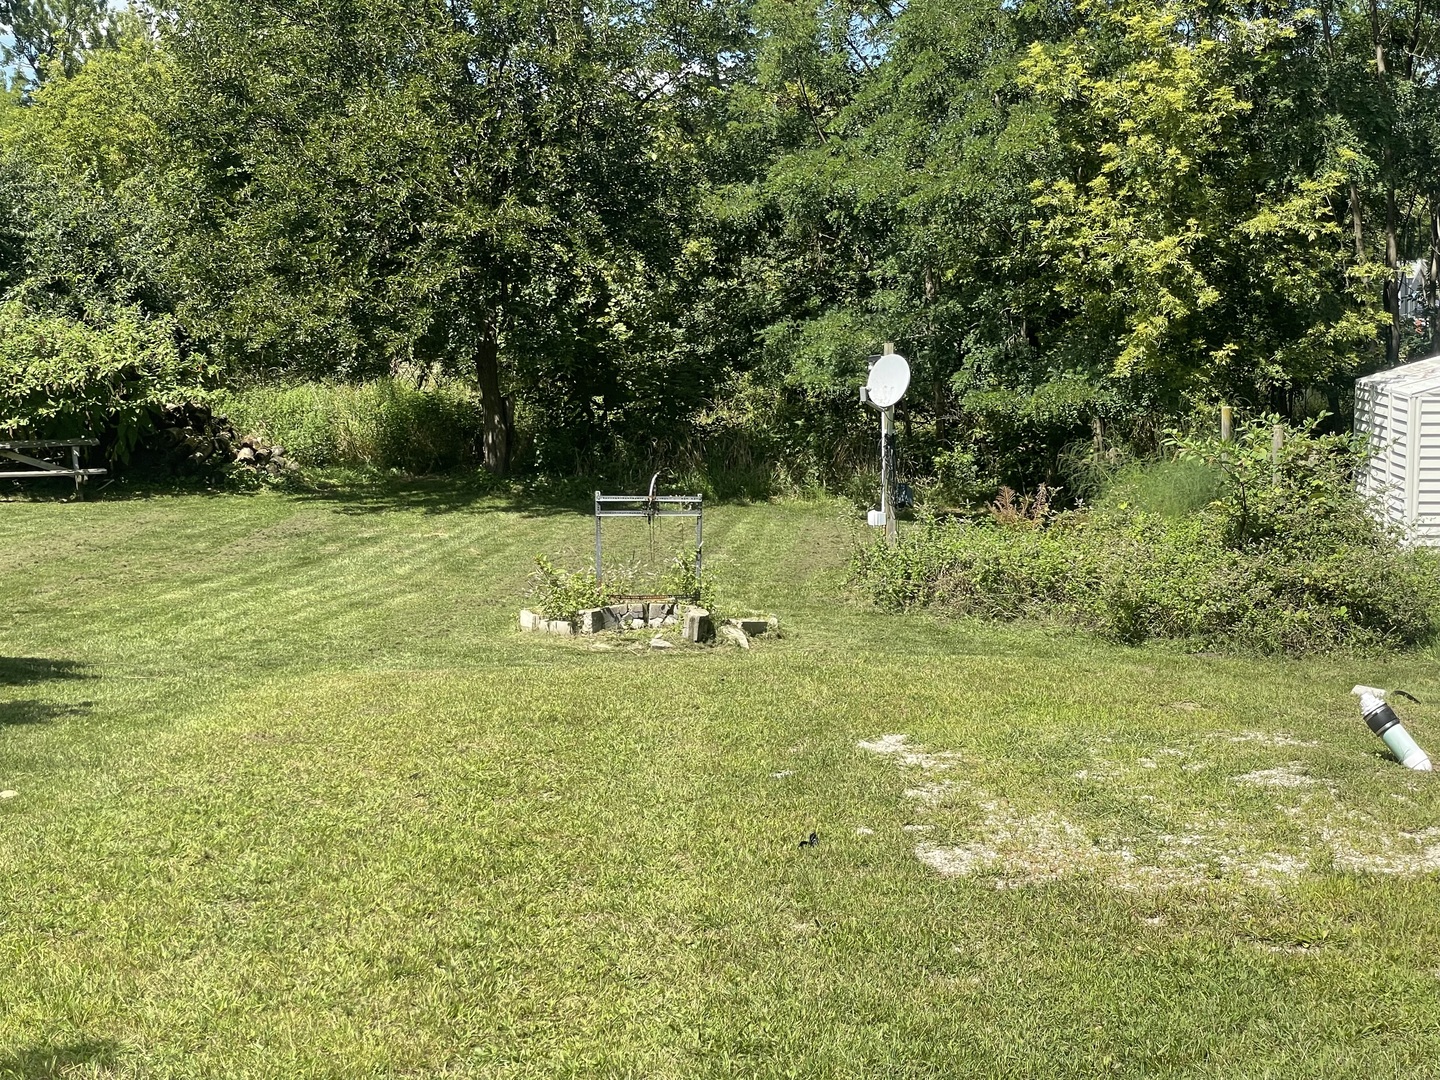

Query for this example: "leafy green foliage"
[530,556,610,621]
[218,379,483,473]
[852,508,1439,654]
[856,424,1439,653]
[0,301,199,456]
[3,0,1440,492]
[658,549,716,610]
[1092,457,1223,520]
[0,0,129,86]
[1170,415,1375,546]
[1017,1,1387,400]
[929,446,993,508]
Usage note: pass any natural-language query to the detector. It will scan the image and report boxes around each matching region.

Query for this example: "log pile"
[153,402,297,475]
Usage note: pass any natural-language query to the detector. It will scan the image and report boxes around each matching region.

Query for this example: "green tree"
[159,0,744,475]
[1,0,126,86]
[1018,0,1388,409]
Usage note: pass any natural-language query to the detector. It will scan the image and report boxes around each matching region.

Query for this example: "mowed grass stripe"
[4,487,1440,1077]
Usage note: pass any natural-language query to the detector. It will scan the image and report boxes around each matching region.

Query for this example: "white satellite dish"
[865,352,910,409]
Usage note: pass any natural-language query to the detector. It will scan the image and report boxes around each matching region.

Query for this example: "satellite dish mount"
[861,343,909,543]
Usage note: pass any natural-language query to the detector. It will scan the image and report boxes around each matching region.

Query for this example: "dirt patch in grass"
[862,733,1439,890]
[1231,764,1319,788]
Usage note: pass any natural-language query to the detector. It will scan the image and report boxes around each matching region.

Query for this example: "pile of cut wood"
[152,402,296,475]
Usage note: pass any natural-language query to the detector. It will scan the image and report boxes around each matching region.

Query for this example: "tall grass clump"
[220,379,483,472]
[852,418,1440,654]
[1095,457,1223,519]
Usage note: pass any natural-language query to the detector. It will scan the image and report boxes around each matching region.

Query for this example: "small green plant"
[532,556,610,621]
[659,549,717,611]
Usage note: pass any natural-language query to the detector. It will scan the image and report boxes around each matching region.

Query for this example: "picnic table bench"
[0,438,107,497]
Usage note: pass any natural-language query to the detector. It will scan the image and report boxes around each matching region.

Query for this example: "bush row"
[0,302,199,458]
[851,508,1440,654]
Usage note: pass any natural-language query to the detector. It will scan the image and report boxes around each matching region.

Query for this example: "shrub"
[218,379,483,472]
[658,549,716,610]
[852,470,1440,655]
[0,302,201,459]
[1169,414,1371,546]
[530,556,610,621]
[930,446,995,507]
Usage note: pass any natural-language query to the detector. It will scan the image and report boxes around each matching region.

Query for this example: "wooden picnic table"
[0,438,107,497]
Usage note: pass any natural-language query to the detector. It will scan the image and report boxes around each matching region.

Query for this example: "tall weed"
[1094,458,1222,519]
[219,379,483,472]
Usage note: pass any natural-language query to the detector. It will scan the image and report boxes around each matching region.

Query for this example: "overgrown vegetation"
[530,556,610,621]
[218,380,483,473]
[854,420,1440,654]
[0,302,200,458]
[2,0,1438,486]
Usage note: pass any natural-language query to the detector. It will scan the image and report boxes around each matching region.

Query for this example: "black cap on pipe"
[1364,702,1402,737]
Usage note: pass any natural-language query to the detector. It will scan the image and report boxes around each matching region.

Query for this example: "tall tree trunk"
[1349,184,1365,260]
[475,329,511,476]
[1431,204,1440,355]
[1368,0,1401,364]
[1386,184,1402,364]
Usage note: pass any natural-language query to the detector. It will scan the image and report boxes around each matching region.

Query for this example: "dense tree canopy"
[2,0,1437,484]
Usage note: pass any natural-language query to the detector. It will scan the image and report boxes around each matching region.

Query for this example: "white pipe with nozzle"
[1352,686,1432,771]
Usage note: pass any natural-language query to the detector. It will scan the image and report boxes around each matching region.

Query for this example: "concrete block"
[683,607,715,644]
[545,619,575,636]
[578,608,607,635]
[519,608,541,632]
[732,618,769,637]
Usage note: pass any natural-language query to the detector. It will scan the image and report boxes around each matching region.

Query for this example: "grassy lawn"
[4,481,1440,1078]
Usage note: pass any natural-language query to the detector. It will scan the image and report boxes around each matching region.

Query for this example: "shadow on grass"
[14,466,774,517]
[0,1038,121,1079]
[0,659,94,728]
[289,473,597,518]
[0,657,91,687]
[0,700,93,726]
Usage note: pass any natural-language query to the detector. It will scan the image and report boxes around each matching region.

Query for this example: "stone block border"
[520,605,779,647]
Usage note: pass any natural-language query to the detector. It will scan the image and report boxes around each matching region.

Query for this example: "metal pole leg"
[594,491,603,583]
[881,406,896,544]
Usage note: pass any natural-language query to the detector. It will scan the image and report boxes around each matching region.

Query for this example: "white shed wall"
[1415,397,1440,539]
[1355,378,1407,523]
[1355,355,1440,545]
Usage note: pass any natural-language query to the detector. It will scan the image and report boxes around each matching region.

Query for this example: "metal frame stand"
[594,473,703,599]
